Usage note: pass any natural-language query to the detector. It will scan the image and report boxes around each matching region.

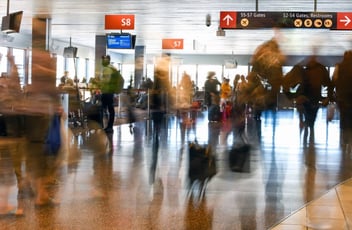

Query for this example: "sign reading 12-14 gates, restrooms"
[220,11,352,30]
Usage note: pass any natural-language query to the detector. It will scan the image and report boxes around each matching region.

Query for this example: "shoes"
[0,208,24,216]
[18,186,35,199]
[34,198,60,208]
[104,127,114,133]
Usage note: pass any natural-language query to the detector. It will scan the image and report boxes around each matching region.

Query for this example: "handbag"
[44,114,61,155]
[327,103,336,122]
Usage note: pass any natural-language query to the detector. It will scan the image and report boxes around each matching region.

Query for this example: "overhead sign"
[162,38,184,49]
[220,11,237,29]
[105,14,135,30]
[219,11,352,30]
[336,12,352,30]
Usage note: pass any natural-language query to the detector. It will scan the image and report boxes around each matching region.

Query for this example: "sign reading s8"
[105,15,135,30]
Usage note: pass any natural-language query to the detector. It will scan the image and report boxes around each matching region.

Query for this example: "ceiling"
[1,0,352,64]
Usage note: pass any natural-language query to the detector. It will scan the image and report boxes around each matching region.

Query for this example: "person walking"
[99,55,124,133]
[219,77,232,120]
[204,71,221,108]
[332,50,352,150]
[149,62,172,185]
[300,55,333,142]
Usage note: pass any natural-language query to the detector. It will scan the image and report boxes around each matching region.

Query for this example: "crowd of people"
[1,38,352,216]
[201,52,351,149]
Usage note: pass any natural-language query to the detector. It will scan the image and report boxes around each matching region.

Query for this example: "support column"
[31,18,56,90]
[95,35,106,78]
[134,45,145,88]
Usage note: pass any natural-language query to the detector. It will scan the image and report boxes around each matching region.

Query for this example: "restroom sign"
[218,11,350,30]
[105,14,135,30]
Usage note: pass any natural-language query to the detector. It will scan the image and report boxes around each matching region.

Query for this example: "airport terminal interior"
[0,0,352,229]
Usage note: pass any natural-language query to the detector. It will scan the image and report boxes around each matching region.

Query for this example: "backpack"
[111,68,125,94]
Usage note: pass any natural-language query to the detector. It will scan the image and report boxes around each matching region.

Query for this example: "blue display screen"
[106,34,132,49]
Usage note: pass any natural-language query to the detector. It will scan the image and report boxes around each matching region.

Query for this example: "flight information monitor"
[106,33,135,49]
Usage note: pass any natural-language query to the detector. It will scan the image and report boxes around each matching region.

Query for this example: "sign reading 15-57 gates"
[220,11,352,30]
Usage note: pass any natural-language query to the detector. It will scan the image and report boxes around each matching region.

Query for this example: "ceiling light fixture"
[216,26,225,37]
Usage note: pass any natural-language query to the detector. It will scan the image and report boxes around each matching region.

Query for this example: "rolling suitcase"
[229,144,251,172]
[208,104,221,122]
[83,102,103,128]
[188,140,217,197]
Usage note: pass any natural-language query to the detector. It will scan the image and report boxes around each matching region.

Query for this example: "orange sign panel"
[162,38,184,49]
[336,12,352,30]
[220,11,237,29]
[105,14,135,30]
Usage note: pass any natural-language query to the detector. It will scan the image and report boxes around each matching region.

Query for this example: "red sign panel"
[336,12,352,30]
[105,14,135,30]
[220,11,237,29]
[162,38,184,49]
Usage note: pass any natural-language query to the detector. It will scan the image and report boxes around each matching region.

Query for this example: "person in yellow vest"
[219,78,232,119]
[99,55,125,133]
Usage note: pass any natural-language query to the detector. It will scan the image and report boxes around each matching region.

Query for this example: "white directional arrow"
[340,15,351,26]
[223,14,233,26]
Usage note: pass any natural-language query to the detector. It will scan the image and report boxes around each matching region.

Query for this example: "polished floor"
[0,106,352,230]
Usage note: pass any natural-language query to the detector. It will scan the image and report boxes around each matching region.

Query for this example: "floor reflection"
[0,108,351,229]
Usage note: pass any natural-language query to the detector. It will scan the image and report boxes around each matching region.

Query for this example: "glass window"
[56,55,65,86]
[146,64,154,80]
[223,65,249,82]
[120,64,134,88]
[65,58,76,81]
[0,48,25,87]
[12,49,25,87]
[76,58,85,81]
[0,47,8,77]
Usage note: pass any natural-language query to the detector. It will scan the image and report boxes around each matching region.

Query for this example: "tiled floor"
[271,178,352,229]
[0,107,351,230]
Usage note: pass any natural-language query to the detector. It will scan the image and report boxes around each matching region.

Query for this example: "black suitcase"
[188,141,217,197]
[83,102,102,127]
[229,144,251,172]
[208,105,221,122]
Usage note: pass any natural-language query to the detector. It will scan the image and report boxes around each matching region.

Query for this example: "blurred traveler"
[204,71,221,108]
[99,55,124,133]
[233,74,241,94]
[300,55,333,142]
[179,71,193,106]
[145,77,154,89]
[23,48,62,207]
[139,77,147,90]
[219,77,232,116]
[149,57,172,184]
[60,71,69,85]
[332,50,352,148]
[0,53,25,215]
[249,36,285,120]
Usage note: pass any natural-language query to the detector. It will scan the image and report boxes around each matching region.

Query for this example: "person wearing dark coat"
[332,50,352,149]
[300,56,333,142]
[204,71,221,107]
